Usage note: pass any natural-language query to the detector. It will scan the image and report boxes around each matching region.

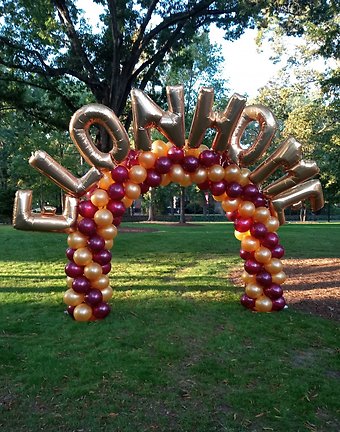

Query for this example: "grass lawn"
[0,222,339,431]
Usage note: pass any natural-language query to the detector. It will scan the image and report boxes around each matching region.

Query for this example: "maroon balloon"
[226,182,243,198]
[271,244,285,259]
[182,156,199,173]
[234,217,253,232]
[85,288,103,306]
[107,200,126,217]
[167,146,184,163]
[93,301,111,319]
[88,235,105,252]
[240,294,256,310]
[78,218,97,236]
[67,305,75,318]
[78,200,98,218]
[272,296,286,311]
[197,180,210,190]
[66,247,75,260]
[199,150,220,167]
[250,222,267,239]
[102,263,112,274]
[72,276,91,294]
[93,249,112,265]
[252,195,267,208]
[111,165,129,183]
[145,169,161,187]
[240,249,253,260]
[210,181,226,196]
[155,156,172,174]
[65,261,84,278]
[140,182,150,194]
[124,150,139,168]
[262,232,279,248]
[112,216,122,227]
[256,271,273,287]
[242,184,259,200]
[244,259,262,275]
[108,183,125,201]
[226,210,239,221]
[264,283,283,300]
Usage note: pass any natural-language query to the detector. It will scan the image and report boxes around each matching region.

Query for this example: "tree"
[1,0,337,145]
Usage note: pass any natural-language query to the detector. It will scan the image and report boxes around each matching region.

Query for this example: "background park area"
[0,221,339,431]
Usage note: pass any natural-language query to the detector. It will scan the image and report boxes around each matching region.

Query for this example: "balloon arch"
[13,86,324,322]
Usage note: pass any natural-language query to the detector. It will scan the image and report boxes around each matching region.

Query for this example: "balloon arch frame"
[13,86,324,322]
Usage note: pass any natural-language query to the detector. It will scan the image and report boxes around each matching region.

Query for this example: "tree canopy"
[1,0,337,131]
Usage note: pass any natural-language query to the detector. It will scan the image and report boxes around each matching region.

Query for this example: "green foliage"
[0,222,339,430]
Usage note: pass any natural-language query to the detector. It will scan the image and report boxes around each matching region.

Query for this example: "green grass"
[0,222,339,431]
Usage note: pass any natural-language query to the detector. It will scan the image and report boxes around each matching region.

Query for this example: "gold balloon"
[250,137,302,186]
[97,171,114,190]
[131,86,185,151]
[170,164,185,183]
[222,197,241,212]
[238,168,251,186]
[253,207,271,223]
[241,271,256,285]
[265,216,280,232]
[92,274,110,290]
[152,140,168,157]
[84,262,103,280]
[101,285,114,302]
[97,224,118,240]
[122,196,134,208]
[238,201,255,218]
[264,159,319,197]
[73,303,93,322]
[73,247,93,266]
[129,165,147,183]
[105,239,114,249]
[241,236,260,252]
[190,167,208,184]
[67,231,88,249]
[234,230,249,241]
[29,150,102,197]
[90,189,109,208]
[264,258,283,274]
[13,190,78,233]
[124,182,141,200]
[179,172,192,187]
[272,271,287,285]
[207,164,225,182]
[138,151,156,169]
[255,296,273,312]
[66,276,74,288]
[185,147,201,158]
[63,289,85,306]
[160,173,172,186]
[212,193,228,202]
[245,282,263,299]
[94,209,114,227]
[224,164,241,182]
[254,247,272,264]
[69,103,130,167]
[270,179,324,225]
[229,105,278,167]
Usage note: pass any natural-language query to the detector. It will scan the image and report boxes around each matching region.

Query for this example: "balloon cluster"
[62,139,287,320]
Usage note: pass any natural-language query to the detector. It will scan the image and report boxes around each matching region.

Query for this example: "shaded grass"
[0,222,339,431]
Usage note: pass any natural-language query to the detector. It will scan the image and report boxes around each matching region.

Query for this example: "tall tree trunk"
[148,189,156,221]
[179,187,186,224]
